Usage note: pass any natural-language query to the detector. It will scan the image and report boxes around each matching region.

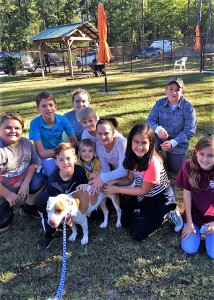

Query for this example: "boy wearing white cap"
[146,77,197,173]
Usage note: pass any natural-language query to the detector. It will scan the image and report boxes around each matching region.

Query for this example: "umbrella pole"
[104,65,108,93]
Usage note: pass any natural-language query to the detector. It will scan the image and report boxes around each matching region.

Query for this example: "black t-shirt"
[47,165,88,196]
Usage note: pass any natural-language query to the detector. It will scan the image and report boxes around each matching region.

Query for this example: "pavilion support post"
[67,40,74,77]
[39,43,44,77]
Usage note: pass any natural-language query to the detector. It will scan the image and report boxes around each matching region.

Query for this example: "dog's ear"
[74,198,80,208]
[55,199,67,214]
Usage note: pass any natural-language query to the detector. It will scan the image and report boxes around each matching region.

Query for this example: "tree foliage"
[0,0,213,51]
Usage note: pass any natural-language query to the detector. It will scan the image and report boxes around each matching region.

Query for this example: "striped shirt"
[131,153,170,201]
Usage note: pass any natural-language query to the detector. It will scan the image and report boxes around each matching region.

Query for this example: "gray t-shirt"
[0,137,38,193]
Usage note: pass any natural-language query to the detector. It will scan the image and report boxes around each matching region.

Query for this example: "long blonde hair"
[189,136,214,189]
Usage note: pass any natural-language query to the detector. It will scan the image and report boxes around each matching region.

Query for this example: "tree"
[206,0,212,35]
[0,0,213,51]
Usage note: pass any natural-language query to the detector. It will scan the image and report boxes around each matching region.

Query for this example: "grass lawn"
[0,69,214,300]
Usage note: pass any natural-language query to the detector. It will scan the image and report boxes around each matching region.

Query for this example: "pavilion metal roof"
[32,21,99,43]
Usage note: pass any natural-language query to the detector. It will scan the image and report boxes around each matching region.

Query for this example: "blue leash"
[47,221,67,300]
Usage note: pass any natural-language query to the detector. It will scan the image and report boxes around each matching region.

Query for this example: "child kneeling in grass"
[104,123,183,240]
[0,112,47,233]
[175,136,214,259]
[36,143,88,250]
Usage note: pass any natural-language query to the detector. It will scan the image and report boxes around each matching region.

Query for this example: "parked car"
[34,53,61,68]
[76,51,97,67]
[0,51,35,73]
[149,40,175,53]
[133,47,161,60]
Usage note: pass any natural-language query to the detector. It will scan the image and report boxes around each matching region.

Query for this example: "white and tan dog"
[47,184,121,245]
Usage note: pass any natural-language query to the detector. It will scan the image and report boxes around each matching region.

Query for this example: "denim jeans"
[0,172,47,229]
[29,172,47,194]
[41,158,58,177]
[155,134,185,173]
[181,223,214,259]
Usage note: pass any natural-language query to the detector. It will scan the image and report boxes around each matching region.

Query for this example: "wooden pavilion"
[32,21,99,77]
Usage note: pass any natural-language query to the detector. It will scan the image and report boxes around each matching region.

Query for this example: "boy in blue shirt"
[29,91,78,176]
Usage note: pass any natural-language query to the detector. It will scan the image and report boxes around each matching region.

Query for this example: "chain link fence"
[109,34,214,73]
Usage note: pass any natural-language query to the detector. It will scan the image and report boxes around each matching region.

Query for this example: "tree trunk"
[197,0,202,26]
[142,0,144,41]
[186,0,190,37]
[206,0,212,35]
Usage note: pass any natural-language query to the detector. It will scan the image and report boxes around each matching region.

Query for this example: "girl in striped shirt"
[104,123,183,240]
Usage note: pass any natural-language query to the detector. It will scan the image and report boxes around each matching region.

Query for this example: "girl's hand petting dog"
[88,176,104,195]
[103,185,119,196]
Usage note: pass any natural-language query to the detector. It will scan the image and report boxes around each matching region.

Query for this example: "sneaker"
[38,234,53,250]
[166,208,183,232]
[20,204,40,219]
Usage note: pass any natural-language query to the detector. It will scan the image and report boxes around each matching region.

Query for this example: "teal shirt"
[29,114,75,150]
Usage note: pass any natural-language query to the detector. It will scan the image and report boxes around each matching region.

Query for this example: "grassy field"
[0,68,214,300]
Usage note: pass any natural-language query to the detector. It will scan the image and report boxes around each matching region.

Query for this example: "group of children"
[0,77,213,258]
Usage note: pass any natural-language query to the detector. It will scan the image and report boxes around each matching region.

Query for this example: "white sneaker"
[166,208,183,232]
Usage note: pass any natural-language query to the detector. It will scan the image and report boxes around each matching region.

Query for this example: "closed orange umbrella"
[194,25,201,51]
[97,3,112,64]
[97,3,112,93]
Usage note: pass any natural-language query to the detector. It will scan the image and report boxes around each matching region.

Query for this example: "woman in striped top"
[104,123,183,240]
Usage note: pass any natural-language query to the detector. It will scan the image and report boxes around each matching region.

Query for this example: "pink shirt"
[133,153,162,184]
[132,153,170,199]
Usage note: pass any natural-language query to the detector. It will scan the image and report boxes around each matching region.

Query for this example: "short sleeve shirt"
[29,114,75,150]
[175,160,214,226]
[132,153,170,200]
[64,110,84,141]
[81,130,98,143]
[0,137,38,193]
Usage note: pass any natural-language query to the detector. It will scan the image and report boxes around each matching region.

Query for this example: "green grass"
[0,69,214,300]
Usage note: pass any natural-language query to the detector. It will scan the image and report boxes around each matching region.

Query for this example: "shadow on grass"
[1,210,213,300]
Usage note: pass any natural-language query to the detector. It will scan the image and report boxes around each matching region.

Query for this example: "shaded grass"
[0,70,214,300]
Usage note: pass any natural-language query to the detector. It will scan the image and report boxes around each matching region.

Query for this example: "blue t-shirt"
[63,110,84,141]
[29,114,75,150]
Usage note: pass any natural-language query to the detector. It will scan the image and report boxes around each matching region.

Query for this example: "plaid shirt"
[146,97,197,154]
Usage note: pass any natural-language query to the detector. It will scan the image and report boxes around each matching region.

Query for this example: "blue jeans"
[0,172,47,230]
[155,134,185,173]
[41,158,58,177]
[29,172,47,194]
[181,223,214,259]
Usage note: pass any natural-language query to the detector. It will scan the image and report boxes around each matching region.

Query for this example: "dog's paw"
[99,221,107,228]
[68,233,77,242]
[116,221,121,228]
[81,237,88,245]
